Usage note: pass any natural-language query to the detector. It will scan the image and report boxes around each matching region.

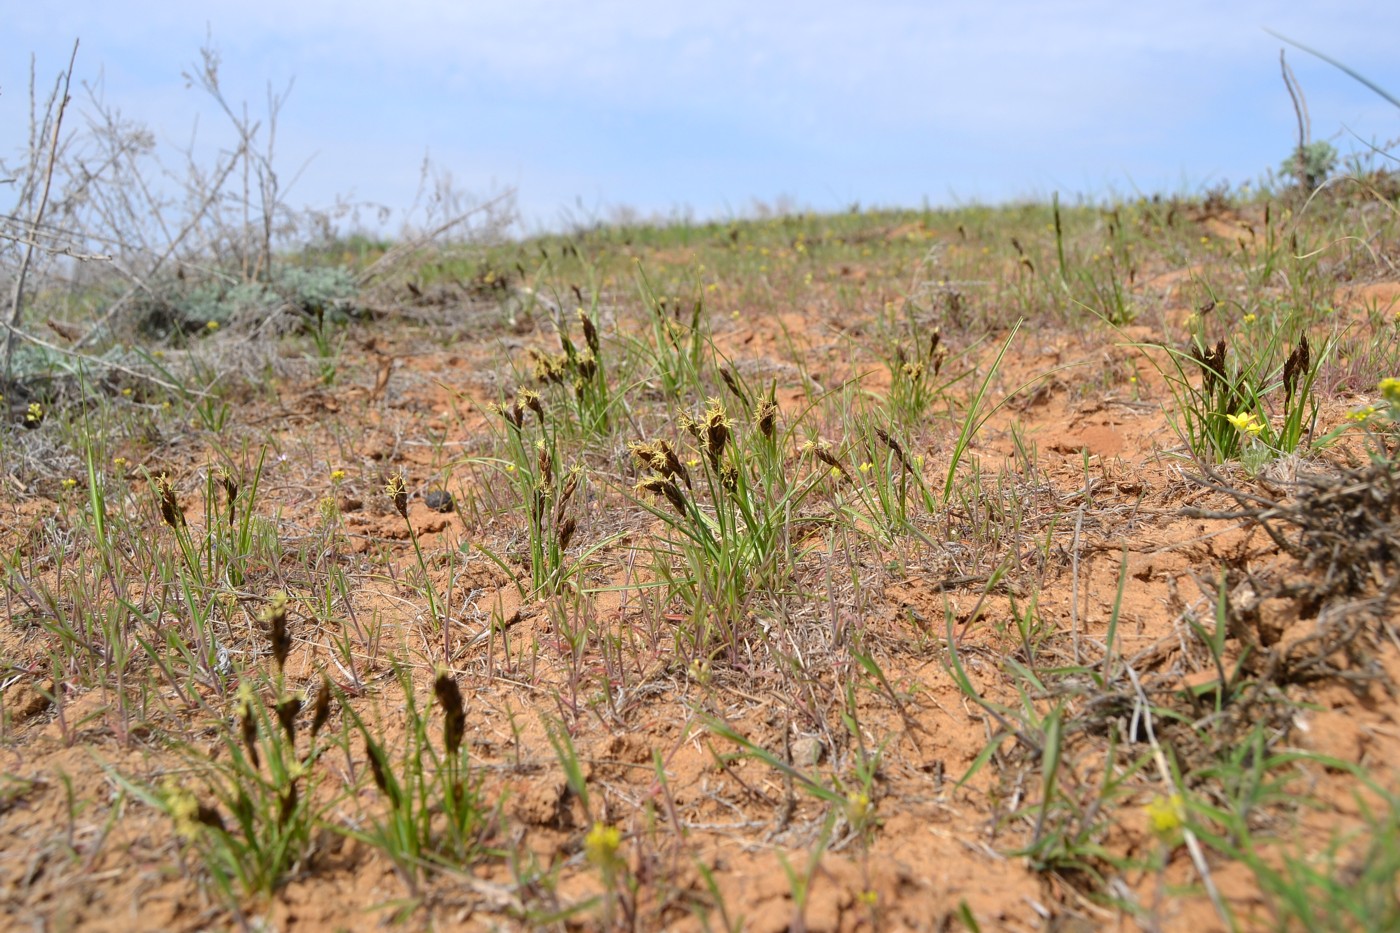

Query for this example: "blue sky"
[5,2,1399,234]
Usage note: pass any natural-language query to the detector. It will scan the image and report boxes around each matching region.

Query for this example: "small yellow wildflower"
[847,791,872,825]
[1379,377,1400,403]
[62,478,78,489]
[206,320,219,331]
[1226,412,1265,436]
[113,456,128,468]
[121,387,133,397]
[584,822,623,870]
[1146,792,1185,838]
[1242,313,1257,325]
[163,779,202,841]
[330,469,346,482]
[859,461,873,474]
[1351,405,1381,422]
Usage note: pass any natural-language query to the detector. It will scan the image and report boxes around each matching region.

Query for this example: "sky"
[4,2,1399,235]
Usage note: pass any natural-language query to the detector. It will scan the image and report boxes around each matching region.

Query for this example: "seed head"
[434,667,467,758]
[217,467,238,526]
[155,474,185,529]
[1283,336,1310,405]
[275,692,303,743]
[578,308,600,354]
[636,474,688,517]
[519,388,545,422]
[310,677,332,741]
[237,684,260,769]
[278,782,299,827]
[365,738,399,808]
[385,474,409,520]
[875,428,914,474]
[701,399,731,469]
[754,390,779,440]
[718,365,747,405]
[808,442,852,483]
[536,439,554,486]
[557,515,578,552]
[260,591,292,671]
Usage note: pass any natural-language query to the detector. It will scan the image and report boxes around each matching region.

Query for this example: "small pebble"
[424,489,455,513]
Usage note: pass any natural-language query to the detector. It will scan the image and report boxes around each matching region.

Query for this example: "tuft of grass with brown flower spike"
[629,396,827,663]
[338,664,497,892]
[121,665,338,904]
[475,388,588,597]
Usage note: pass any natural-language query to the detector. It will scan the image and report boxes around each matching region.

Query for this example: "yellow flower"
[206,320,220,331]
[1242,313,1257,325]
[1379,377,1400,403]
[584,822,622,870]
[847,791,872,825]
[1146,792,1185,838]
[61,478,78,489]
[163,779,202,841]
[1226,412,1265,436]
[330,469,346,482]
[113,457,128,468]
[858,461,873,474]
[1351,405,1381,422]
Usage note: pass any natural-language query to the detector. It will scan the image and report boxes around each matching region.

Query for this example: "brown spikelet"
[261,593,292,672]
[754,390,779,440]
[1283,335,1310,405]
[519,388,544,422]
[677,410,702,443]
[811,443,852,483]
[196,802,226,833]
[659,439,690,488]
[557,469,580,511]
[156,475,185,529]
[1194,338,1227,396]
[701,399,731,470]
[536,440,554,486]
[875,428,915,474]
[240,694,260,769]
[637,474,688,517]
[505,397,525,429]
[310,677,332,740]
[217,468,238,527]
[385,474,409,520]
[365,738,399,808]
[557,515,578,552]
[434,668,467,758]
[718,365,747,405]
[275,693,303,743]
[278,782,298,827]
[579,309,600,354]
